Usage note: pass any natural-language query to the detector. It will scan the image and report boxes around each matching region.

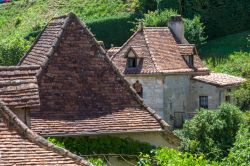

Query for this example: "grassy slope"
[199,30,249,60]
[198,30,250,74]
[0,0,134,41]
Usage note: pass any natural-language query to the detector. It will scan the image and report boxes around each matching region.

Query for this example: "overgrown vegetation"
[48,136,155,156]
[176,104,243,161]
[138,148,219,166]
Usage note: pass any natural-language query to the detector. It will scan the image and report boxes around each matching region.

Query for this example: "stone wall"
[189,80,224,111]
[126,76,165,117]
[163,75,191,127]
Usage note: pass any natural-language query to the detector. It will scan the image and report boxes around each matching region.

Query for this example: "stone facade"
[126,74,237,128]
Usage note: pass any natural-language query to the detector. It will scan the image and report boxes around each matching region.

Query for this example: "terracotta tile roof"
[0,101,91,165]
[18,15,68,66]
[111,27,209,75]
[107,47,120,57]
[193,73,246,87]
[178,44,195,56]
[11,13,179,144]
[0,66,40,109]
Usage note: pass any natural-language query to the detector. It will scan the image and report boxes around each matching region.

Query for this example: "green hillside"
[0,0,135,40]
[199,30,250,77]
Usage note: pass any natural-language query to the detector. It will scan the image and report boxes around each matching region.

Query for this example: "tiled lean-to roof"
[0,101,91,165]
[110,27,208,75]
[193,73,246,87]
[11,12,179,144]
[0,66,40,109]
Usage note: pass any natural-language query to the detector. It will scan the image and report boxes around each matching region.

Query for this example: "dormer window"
[127,57,137,68]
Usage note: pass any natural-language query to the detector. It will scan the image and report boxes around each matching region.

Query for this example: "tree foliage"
[138,9,207,45]
[138,148,219,166]
[177,104,243,160]
[182,0,250,39]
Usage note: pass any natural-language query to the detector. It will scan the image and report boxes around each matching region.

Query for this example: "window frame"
[199,96,208,109]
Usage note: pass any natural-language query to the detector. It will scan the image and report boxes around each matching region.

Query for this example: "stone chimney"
[168,15,186,44]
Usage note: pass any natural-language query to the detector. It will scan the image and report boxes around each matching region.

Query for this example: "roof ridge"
[0,100,92,166]
[143,28,159,72]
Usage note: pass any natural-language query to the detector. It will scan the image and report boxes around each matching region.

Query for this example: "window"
[225,95,231,102]
[199,96,208,109]
[133,80,143,97]
[127,58,137,68]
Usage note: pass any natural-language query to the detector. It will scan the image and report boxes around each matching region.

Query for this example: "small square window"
[127,58,137,68]
[199,96,208,109]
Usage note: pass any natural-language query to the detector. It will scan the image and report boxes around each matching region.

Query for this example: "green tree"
[233,80,250,111]
[223,112,250,165]
[178,103,243,160]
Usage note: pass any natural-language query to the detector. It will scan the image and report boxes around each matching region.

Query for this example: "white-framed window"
[199,96,208,109]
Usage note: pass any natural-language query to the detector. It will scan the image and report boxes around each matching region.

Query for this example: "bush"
[48,136,155,156]
[178,103,243,160]
[138,148,219,166]
[223,112,250,165]
[138,9,207,45]
[137,0,179,12]
[182,0,250,39]
[0,34,31,66]
[233,80,250,111]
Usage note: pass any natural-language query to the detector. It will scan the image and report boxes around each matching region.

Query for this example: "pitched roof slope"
[0,66,40,109]
[0,101,91,165]
[15,13,178,143]
[193,73,246,87]
[18,16,67,66]
[111,27,208,74]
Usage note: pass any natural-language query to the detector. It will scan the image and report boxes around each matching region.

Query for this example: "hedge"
[182,0,250,39]
[86,13,142,48]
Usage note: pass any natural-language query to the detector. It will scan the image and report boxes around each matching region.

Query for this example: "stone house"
[109,16,245,128]
[0,101,91,165]
[0,13,179,148]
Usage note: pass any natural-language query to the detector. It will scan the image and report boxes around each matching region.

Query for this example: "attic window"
[127,58,137,68]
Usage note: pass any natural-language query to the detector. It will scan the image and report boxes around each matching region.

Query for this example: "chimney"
[168,15,186,44]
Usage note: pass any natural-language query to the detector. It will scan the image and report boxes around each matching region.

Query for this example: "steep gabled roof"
[111,27,209,75]
[18,15,67,66]
[0,66,40,109]
[193,73,246,87]
[13,13,179,144]
[0,100,91,165]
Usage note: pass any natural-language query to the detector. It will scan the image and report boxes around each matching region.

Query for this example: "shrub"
[233,80,250,111]
[0,34,31,66]
[223,112,250,165]
[178,103,243,160]
[48,136,155,156]
[138,148,219,166]
[137,9,207,45]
